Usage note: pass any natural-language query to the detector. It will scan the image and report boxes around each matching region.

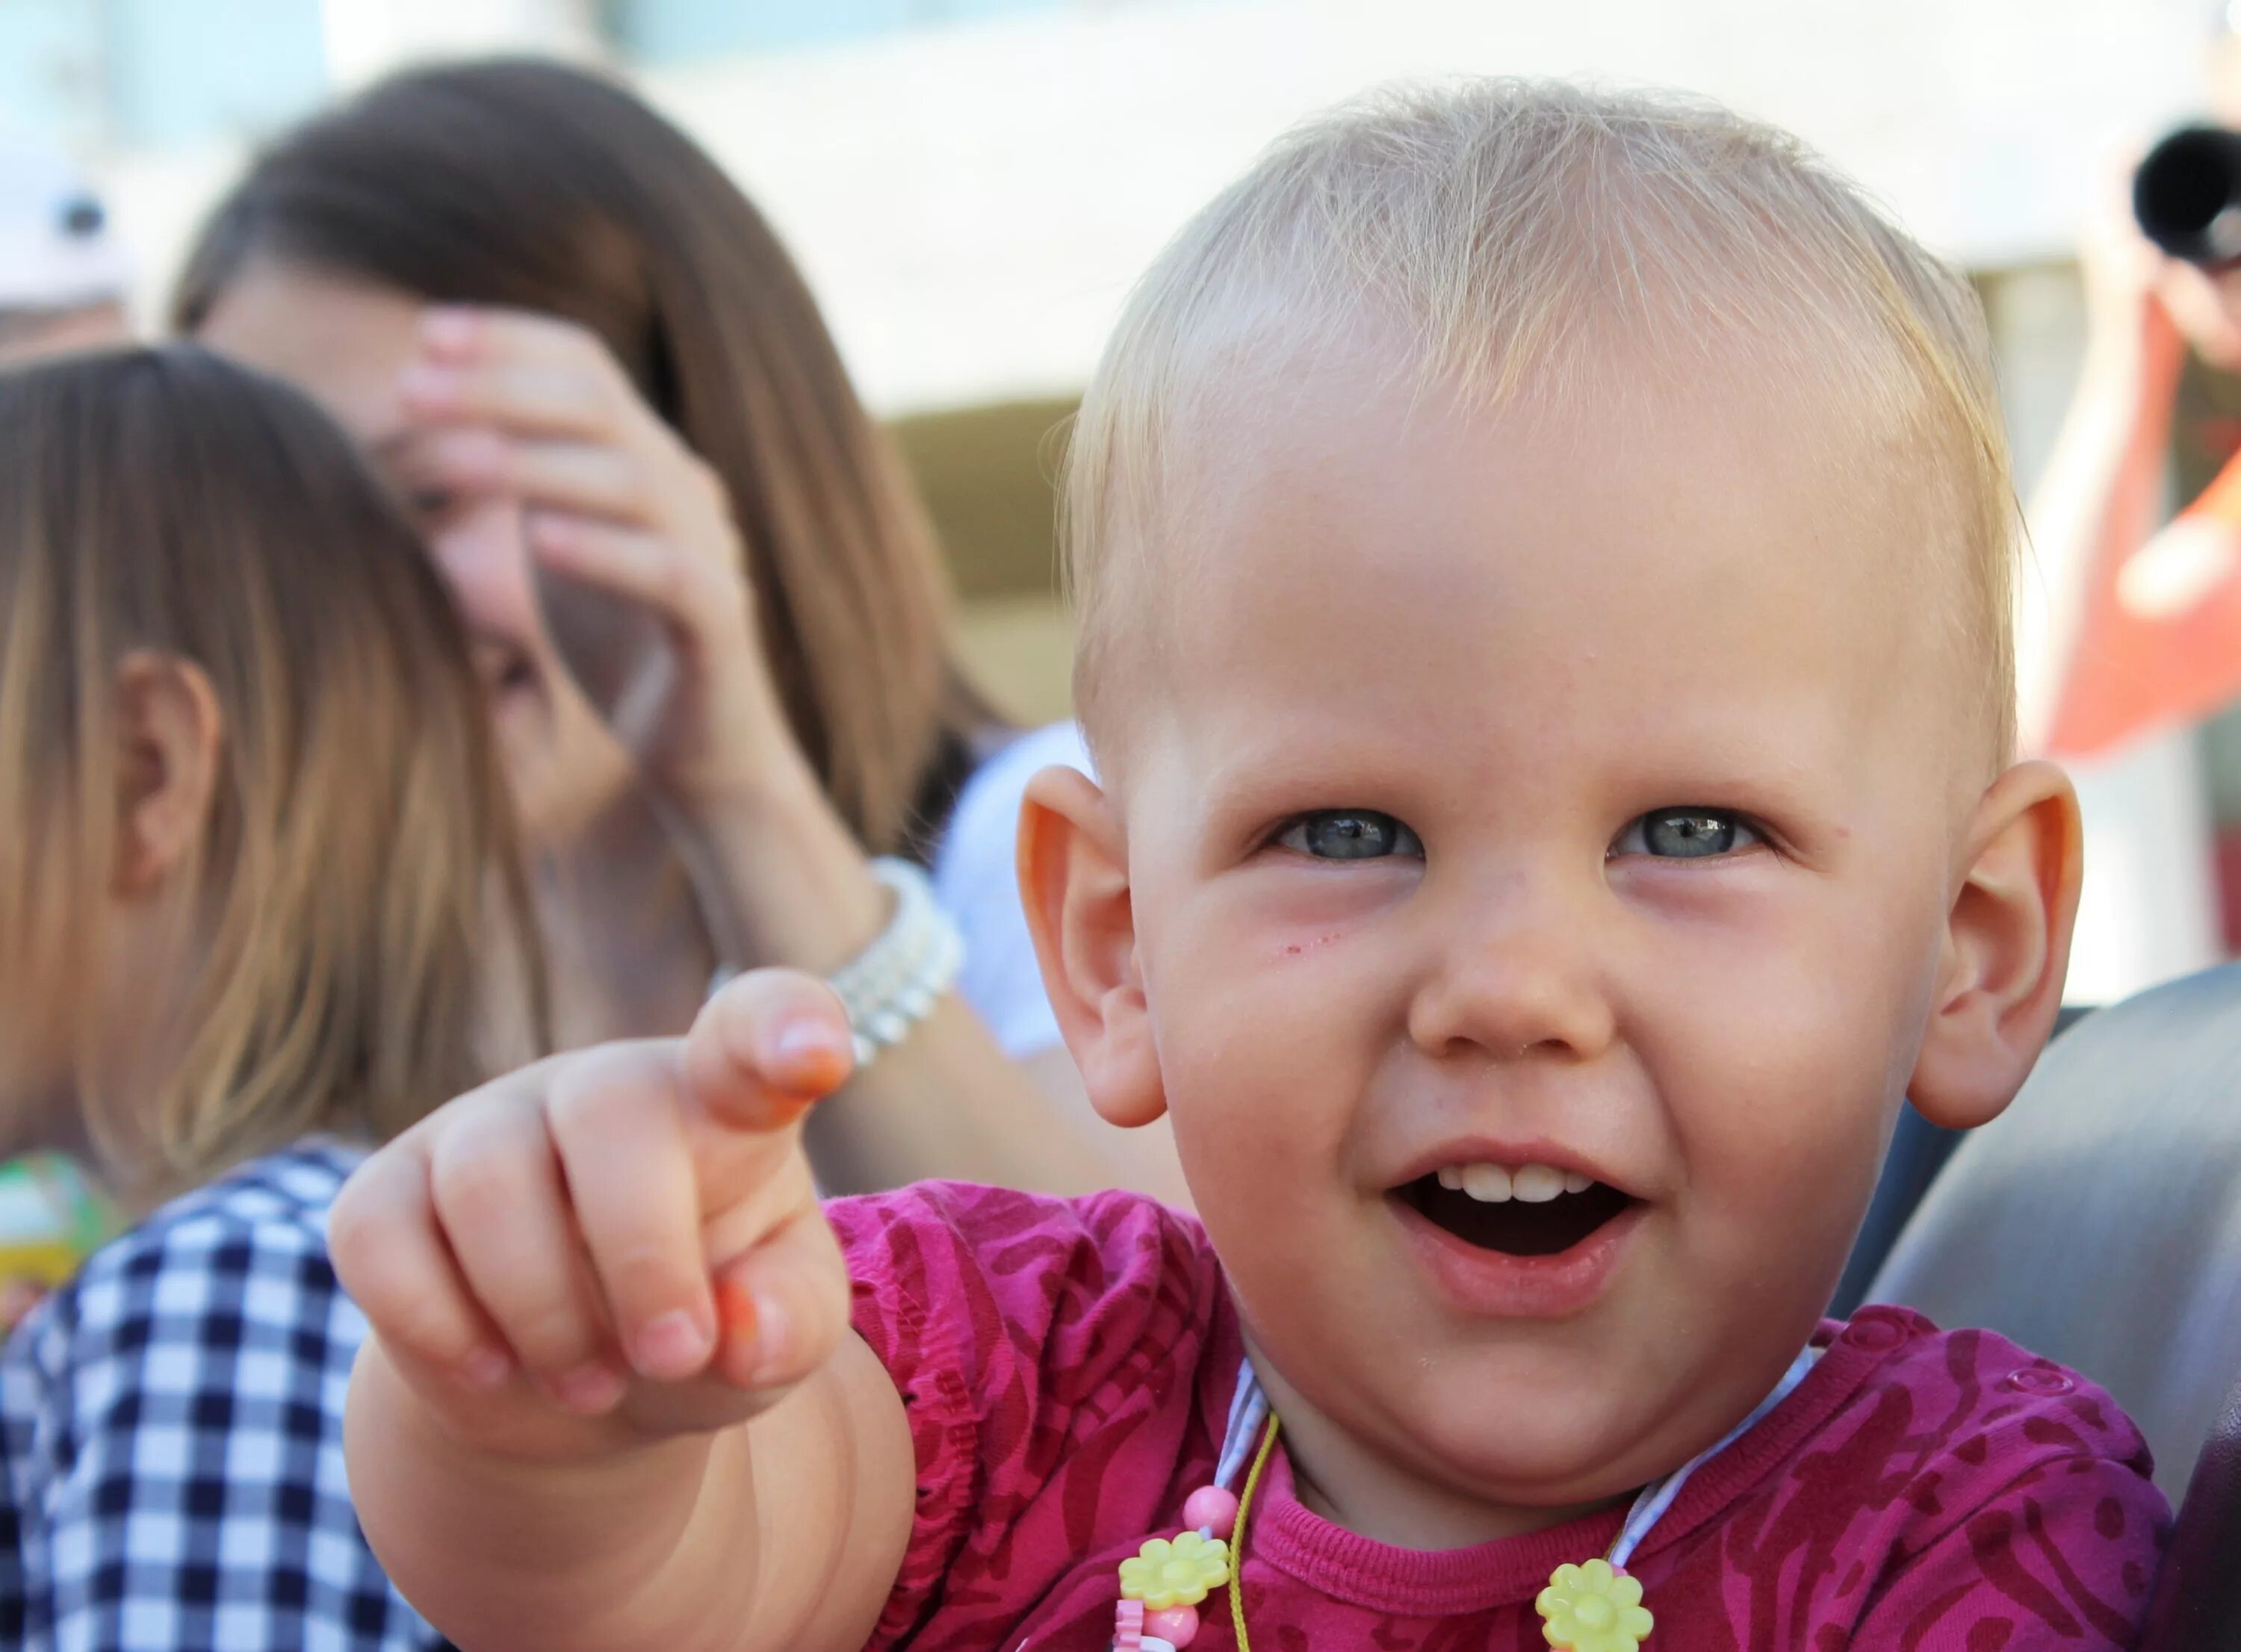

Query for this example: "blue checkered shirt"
[0,1140,447,1651]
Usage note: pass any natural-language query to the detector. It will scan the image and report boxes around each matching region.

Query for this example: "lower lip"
[1391,1195,1645,1319]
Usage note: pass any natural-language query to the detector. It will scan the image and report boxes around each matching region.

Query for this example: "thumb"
[681,969,855,1139]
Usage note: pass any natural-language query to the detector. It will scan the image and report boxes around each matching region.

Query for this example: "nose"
[1405,869,1618,1063]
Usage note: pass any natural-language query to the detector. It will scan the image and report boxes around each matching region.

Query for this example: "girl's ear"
[109,650,223,901]
[1016,764,1167,1129]
[1909,760,2083,1131]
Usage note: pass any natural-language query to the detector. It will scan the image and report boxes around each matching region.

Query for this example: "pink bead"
[1182,1485,1239,1538]
[1145,1605,1200,1648]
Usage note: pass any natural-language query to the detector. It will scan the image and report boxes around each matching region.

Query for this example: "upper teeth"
[1433,1162,1596,1202]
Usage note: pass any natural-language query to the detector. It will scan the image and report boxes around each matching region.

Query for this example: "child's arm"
[329,972,919,1652]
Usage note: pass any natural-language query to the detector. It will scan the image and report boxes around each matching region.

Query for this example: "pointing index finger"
[682,969,855,1139]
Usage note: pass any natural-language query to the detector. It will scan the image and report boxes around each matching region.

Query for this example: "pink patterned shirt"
[829,1183,2169,1650]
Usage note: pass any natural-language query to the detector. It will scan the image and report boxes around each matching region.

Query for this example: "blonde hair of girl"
[0,347,546,1202]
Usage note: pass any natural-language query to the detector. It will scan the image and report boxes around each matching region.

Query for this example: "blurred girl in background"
[180,58,1186,1204]
[0,347,542,1646]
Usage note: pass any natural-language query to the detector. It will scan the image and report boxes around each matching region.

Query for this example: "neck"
[533,789,717,1046]
[1242,1330,1629,1551]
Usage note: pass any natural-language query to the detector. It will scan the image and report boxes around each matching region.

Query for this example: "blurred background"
[5,0,2237,1005]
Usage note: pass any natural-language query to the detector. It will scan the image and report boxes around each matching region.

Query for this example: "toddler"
[331,82,2167,1647]
[0,346,542,1648]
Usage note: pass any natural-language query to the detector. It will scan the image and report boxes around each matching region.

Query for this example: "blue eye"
[1277,810,1424,860]
[1613,809,1761,860]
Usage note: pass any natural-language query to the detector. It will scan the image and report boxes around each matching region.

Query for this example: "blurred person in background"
[179,58,1188,1206]
[2027,10,2241,760]
[0,137,131,367]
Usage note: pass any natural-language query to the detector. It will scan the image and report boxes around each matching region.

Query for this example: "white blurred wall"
[319,0,597,90]
[639,0,2211,412]
[84,0,2220,411]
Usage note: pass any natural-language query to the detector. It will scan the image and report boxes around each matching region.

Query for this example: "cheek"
[1141,876,1405,1205]
[1634,871,1935,1269]
[1679,1049,1890,1246]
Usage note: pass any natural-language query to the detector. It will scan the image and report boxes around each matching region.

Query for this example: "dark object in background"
[2136,125,2241,265]
[2142,1365,2241,1650]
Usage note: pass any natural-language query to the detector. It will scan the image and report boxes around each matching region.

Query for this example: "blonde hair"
[1064,79,2016,765]
[0,347,546,1202]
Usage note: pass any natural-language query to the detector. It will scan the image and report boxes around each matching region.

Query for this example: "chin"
[515,757,645,855]
[1405,1360,1660,1493]
[1351,1320,1776,1516]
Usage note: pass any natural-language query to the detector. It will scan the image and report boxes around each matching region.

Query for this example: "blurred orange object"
[2049,448,2241,757]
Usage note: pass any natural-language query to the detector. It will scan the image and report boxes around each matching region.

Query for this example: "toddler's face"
[1108,348,2020,1525]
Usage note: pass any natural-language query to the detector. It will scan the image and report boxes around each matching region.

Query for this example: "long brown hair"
[0,347,545,1200]
[176,57,989,855]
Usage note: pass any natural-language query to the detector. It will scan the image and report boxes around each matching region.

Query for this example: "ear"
[109,650,223,901]
[1016,764,1166,1129]
[1909,759,2083,1130]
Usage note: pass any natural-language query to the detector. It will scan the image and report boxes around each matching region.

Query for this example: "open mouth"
[1394,1163,1636,1257]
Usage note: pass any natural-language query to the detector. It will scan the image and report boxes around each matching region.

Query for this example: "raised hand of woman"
[396,306,804,816]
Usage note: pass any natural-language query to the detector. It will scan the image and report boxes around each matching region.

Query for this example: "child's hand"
[329,969,855,1460]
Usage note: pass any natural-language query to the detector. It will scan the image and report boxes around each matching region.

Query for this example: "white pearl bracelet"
[826,858,964,1069]
[708,857,964,1072]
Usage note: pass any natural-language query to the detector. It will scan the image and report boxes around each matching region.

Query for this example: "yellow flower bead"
[1536,1558,1655,1652]
[1117,1531,1233,1609]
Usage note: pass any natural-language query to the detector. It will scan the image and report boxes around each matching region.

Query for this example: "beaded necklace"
[1108,1347,1819,1652]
